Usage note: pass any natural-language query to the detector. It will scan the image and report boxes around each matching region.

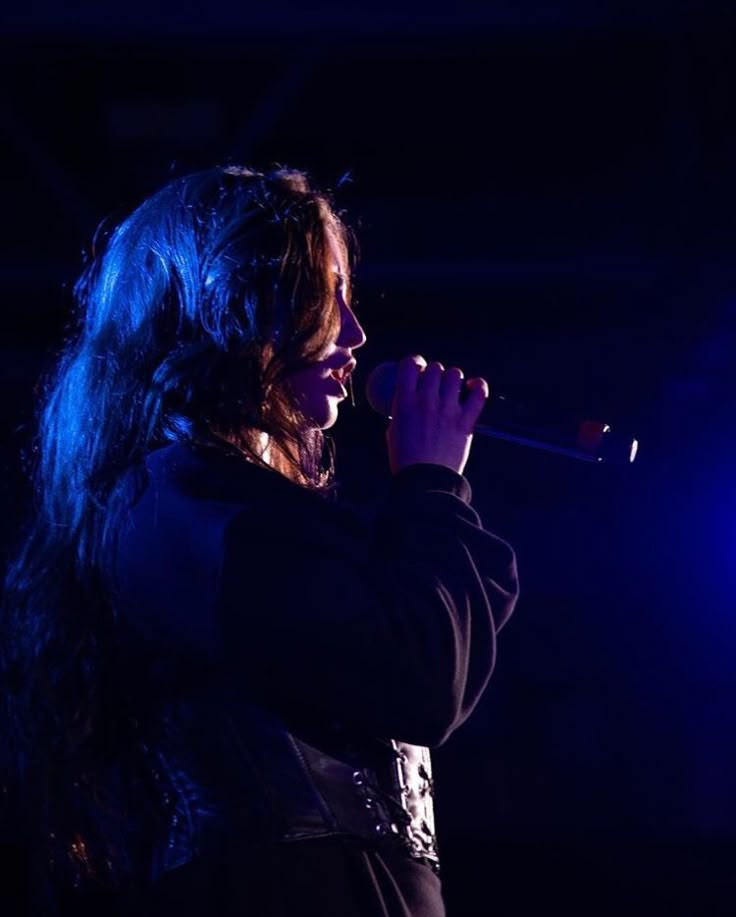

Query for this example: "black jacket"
[109,441,519,915]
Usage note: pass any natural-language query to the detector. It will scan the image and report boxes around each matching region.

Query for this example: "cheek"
[283,367,338,430]
[286,367,324,401]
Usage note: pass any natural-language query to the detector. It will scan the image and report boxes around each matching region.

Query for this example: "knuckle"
[398,355,423,380]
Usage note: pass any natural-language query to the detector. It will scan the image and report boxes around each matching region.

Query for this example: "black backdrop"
[2,3,736,914]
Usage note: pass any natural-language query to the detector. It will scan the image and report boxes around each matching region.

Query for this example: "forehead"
[325,224,349,278]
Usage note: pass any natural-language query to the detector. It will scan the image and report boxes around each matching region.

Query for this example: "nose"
[338,300,367,350]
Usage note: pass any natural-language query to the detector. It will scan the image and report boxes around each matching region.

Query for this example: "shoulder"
[119,441,302,513]
[120,441,352,533]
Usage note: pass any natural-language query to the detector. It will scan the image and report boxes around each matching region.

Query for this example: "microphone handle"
[474,397,638,464]
[475,422,613,463]
[364,361,639,465]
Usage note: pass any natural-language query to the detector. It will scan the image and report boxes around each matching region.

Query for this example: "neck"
[206,427,272,467]
[253,431,272,466]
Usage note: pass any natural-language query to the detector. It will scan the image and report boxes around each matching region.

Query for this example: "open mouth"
[328,360,356,386]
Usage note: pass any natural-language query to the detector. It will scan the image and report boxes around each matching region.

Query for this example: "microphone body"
[365,361,638,465]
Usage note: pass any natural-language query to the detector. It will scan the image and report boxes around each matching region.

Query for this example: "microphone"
[365,361,639,465]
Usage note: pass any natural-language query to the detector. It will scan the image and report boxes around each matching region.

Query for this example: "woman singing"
[1,165,519,916]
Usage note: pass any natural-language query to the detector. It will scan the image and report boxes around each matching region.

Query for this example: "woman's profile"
[1,165,519,916]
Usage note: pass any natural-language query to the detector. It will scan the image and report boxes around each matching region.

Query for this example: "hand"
[385,354,490,476]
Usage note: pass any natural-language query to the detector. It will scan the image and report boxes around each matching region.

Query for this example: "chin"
[301,397,340,431]
[314,404,340,430]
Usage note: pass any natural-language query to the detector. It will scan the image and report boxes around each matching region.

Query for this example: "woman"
[1,165,519,916]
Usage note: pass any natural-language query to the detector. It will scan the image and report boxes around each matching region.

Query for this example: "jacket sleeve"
[216,462,519,748]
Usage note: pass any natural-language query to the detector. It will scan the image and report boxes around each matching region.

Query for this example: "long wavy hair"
[0,165,357,904]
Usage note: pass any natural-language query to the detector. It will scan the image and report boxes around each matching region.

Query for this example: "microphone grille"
[364,361,399,417]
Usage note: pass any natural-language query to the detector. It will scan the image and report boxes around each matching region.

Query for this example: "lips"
[327,359,356,384]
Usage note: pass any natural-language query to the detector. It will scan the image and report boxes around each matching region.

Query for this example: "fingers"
[417,361,444,401]
[394,355,487,421]
[439,366,464,403]
[461,376,490,427]
[393,354,427,414]
[386,356,488,474]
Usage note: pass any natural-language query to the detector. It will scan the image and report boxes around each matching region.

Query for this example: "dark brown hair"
[0,164,358,906]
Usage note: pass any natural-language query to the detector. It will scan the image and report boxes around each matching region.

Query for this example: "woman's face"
[285,234,367,430]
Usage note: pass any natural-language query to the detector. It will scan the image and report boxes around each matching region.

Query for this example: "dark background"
[2,2,736,914]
